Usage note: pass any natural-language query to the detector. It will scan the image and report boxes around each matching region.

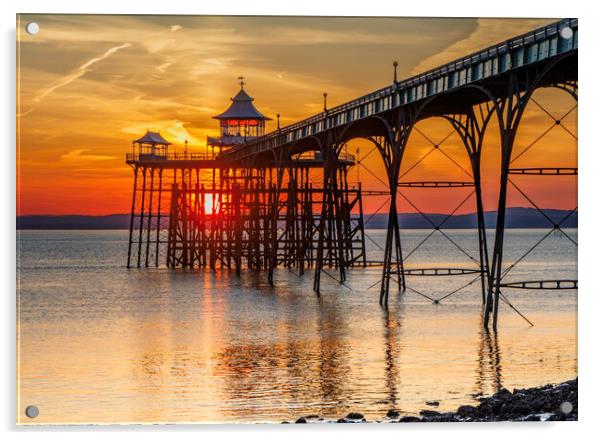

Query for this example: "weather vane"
[238,75,245,89]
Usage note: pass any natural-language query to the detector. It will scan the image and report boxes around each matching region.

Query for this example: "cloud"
[120,119,204,146]
[17,15,574,215]
[17,108,34,118]
[157,61,172,73]
[60,149,116,162]
[411,18,556,74]
[27,16,433,52]
[33,42,131,104]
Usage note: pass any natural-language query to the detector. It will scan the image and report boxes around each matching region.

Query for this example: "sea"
[16,228,577,424]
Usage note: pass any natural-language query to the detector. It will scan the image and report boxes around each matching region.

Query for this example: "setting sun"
[204,193,215,215]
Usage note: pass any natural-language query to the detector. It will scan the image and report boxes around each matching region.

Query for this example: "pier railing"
[126,151,219,163]
[125,150,356,165]
[291,151,356,163]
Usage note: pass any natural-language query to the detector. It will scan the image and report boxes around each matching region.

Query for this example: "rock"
[289,377,577,423]
[511,403,531,415]
[398,416,421,423]
[547,413,566,421]
[457,405,476,418]
[432,413,457,422]
[496,388,513,400]
[523,414,541,421]
[386,409,400,418]
[345,412,365,420]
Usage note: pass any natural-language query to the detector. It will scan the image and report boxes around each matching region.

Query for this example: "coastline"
[289,378,578,423]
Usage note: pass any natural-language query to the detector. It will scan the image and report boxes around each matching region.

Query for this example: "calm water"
[17,229,577,424]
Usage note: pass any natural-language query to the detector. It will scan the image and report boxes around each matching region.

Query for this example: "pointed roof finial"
[238,75,245,89]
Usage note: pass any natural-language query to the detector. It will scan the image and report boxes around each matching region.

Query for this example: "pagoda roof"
[134,131,172,145]
[213,87,272,121]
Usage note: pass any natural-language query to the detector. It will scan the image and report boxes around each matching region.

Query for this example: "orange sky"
[16,15,576,215]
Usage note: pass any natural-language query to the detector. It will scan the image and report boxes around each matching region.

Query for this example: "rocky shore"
[289,378,577,423]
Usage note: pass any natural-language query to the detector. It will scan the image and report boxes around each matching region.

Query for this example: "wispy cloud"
[120,119,205,146]
[33,42,131,104]
[17,108,34,117]
[157,61,173,73]
[60,149,116,162]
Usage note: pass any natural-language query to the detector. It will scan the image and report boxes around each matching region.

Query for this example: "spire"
[213,78,272,120]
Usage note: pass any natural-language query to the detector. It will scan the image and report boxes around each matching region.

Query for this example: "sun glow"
[204,193,216,215]
[16,15,572,216]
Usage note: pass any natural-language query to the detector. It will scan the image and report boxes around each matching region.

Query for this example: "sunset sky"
[16,15,577,215]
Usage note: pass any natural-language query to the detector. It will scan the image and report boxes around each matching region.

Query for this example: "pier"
[126,18,578,329]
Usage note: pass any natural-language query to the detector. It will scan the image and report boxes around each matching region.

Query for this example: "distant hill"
[363,207,577,229]
[17,207,576,230]
[17,214,131,230]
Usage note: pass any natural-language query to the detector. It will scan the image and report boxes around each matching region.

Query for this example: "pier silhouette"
[126,18,577,329]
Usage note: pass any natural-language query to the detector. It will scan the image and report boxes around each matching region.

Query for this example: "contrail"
[33,42,131,104]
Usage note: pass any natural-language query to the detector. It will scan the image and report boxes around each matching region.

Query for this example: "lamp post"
[393,61,399,84]
[323,92,328,112]
[356,147,360,183]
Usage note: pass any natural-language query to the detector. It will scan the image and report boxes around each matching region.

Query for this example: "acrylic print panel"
[16,14,578,424]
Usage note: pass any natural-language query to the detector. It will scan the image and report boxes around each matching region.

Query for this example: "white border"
[3,1,600,439]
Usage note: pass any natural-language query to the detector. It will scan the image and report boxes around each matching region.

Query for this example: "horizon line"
[16,206,579,218]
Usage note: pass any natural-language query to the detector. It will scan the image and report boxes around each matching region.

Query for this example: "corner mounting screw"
[25,405,39,419]
[560,401,573,415]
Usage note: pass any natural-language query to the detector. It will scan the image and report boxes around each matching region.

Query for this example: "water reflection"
[316,296,350,406]
[474,316,503,397]
[17,230,577,423]
[208,291,354,419]
[382,300,404,407]
[120,281,568,422]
